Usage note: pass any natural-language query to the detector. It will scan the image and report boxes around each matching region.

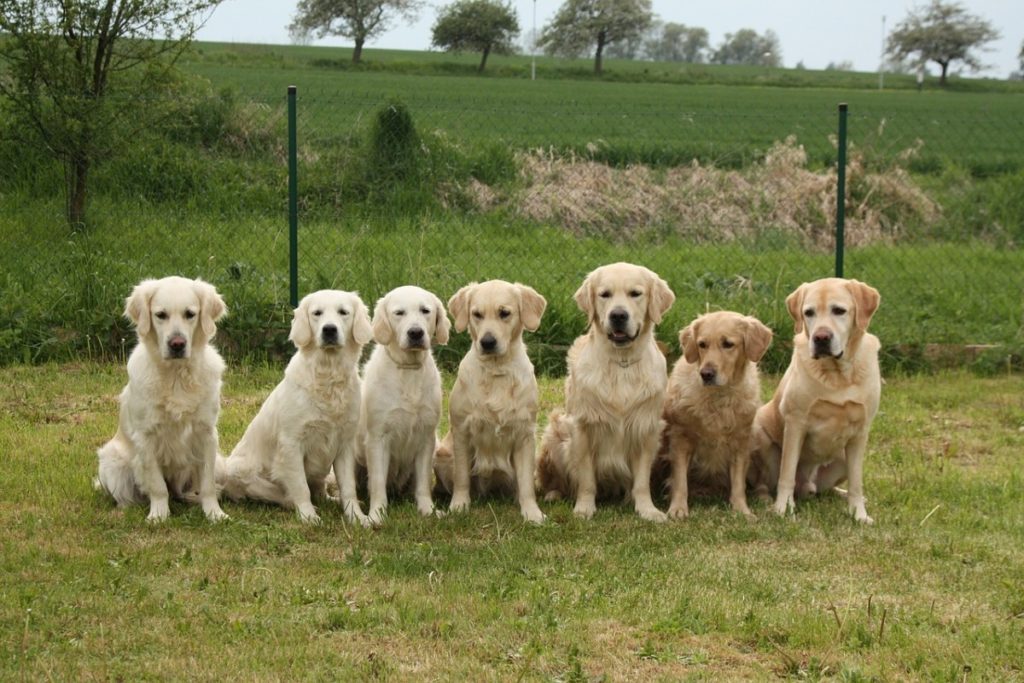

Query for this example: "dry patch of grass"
[496,137,940,248]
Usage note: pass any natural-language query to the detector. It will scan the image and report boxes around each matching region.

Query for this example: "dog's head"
[574,262,674,348]
[289,290,372,352]
[680,312,773,387]
[448,280,546,358]
[125,276,226,360]
[372,285,450,351]
[786,278,880,360]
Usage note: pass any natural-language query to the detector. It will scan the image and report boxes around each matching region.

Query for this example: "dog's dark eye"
[722,339,735,349]
[312,309,323,317]
[338,308,349,316]
[472,311,484,320]
[698,341,707,349]
[831,306,847,316]
[804,308,815,318]
[629,290,642,298]
[154,311,168,320]
[420,307,430,315]
[395,309,405,317]
[598,290,612,299]
[499,309,511,320]
[184,310,196,320]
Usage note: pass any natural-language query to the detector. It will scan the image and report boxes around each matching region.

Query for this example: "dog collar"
[385,348,424,370]
[612,356,641,369]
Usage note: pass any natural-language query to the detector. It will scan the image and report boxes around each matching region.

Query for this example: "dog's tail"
[537,409,574,502]
[94,433,146,507]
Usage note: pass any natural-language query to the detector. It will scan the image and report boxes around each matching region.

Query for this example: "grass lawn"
[1,362,1022,679]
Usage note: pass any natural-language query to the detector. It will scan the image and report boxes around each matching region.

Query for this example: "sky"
[196,1,1024,78]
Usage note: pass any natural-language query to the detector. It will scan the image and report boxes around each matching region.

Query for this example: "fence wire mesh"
[1,80,1022,372]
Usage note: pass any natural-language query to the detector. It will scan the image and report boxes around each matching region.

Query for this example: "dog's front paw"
[667,503,689,519]
[416,499,436,517]
[573,499,596,520]
[637,505,668,523]
[520,503,546,525]
[368,506,388,527]
[449,494,471,513]
[851,501,874,525]
[147,500,170,523]
[773,491,795,517]
[204,505,229,523]
[297,504,322,525]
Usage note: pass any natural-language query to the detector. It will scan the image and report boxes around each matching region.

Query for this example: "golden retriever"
[433,280,547,523]
[357,286,450,525]
[751,278,881,523]
[217,290,372,525]
[660,311,772,519]
[537,263,675,522]
[94,276,228,523]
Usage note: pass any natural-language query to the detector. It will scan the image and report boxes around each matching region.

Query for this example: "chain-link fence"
[1,78,1022,372]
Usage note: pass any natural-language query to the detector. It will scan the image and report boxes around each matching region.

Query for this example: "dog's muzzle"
[606,308,636,346]
[406,326,426,349]
[811,329,841,359]
[167,334,188,358]
[479,332,498,354]
[321,324,339,346]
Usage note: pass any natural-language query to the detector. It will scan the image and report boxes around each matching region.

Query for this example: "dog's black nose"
[700,367,717,384]
[609,308,629,329]
[480,333,498,353]
[168,336,187,356]
[322,324,338,341]
[812,330,832,346]
[407,327,424,342]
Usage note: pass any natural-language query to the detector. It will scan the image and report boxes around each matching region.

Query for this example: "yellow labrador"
[358,286,450,525]
[434,280,547,523]
[537,263,675,522]
[661,311,772,519]
[218,290,372,525]
[751,278,881,523]
[94,276,228,523]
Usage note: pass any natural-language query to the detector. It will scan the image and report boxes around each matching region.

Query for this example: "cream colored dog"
[218,290,372,525]
[434,280,547,523]
[94,276,228,523]
[357,286,450,525]
[537,263,675,522]
[661,311,772,519]
[751,278,881,523]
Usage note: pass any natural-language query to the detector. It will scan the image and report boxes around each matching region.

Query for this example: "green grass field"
[1,364,1021,679]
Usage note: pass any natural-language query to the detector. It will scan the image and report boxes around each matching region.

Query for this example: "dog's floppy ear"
[448,284,475,333]
[573,272,596,322]
[517,283,547,333]
[289,295,313,349]
[194,279,226,340]
[372,294,393,346]
[124,279,159,337]
[645,269,675,325]
[743,316,773,363]
[786,283,807,334]
[432,292,451,345]
[352,295,373,346]
[847,280,880,334]
[679,320,700,364]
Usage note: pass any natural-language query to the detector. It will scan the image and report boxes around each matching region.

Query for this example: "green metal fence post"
[288,85,299,308]
[835,102,848,278]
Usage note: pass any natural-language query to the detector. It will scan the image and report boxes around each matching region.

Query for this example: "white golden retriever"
[357,286,450,525]
[433,280,547,523]
[751,278,881,523]
[537,263,675,522]
[217,290,372,525]
[94,276,229,523]
[660,311,772,519]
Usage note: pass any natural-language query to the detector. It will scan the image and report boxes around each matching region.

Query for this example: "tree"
[431,0,519,73]
[885,0,999,86]
[537,0,653,75]
[646,22,708,63]
[711,28,781,67]
[0,0,220,230]
[289,0,422,65]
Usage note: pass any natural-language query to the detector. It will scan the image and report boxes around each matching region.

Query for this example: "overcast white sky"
[196,1,1023,78]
